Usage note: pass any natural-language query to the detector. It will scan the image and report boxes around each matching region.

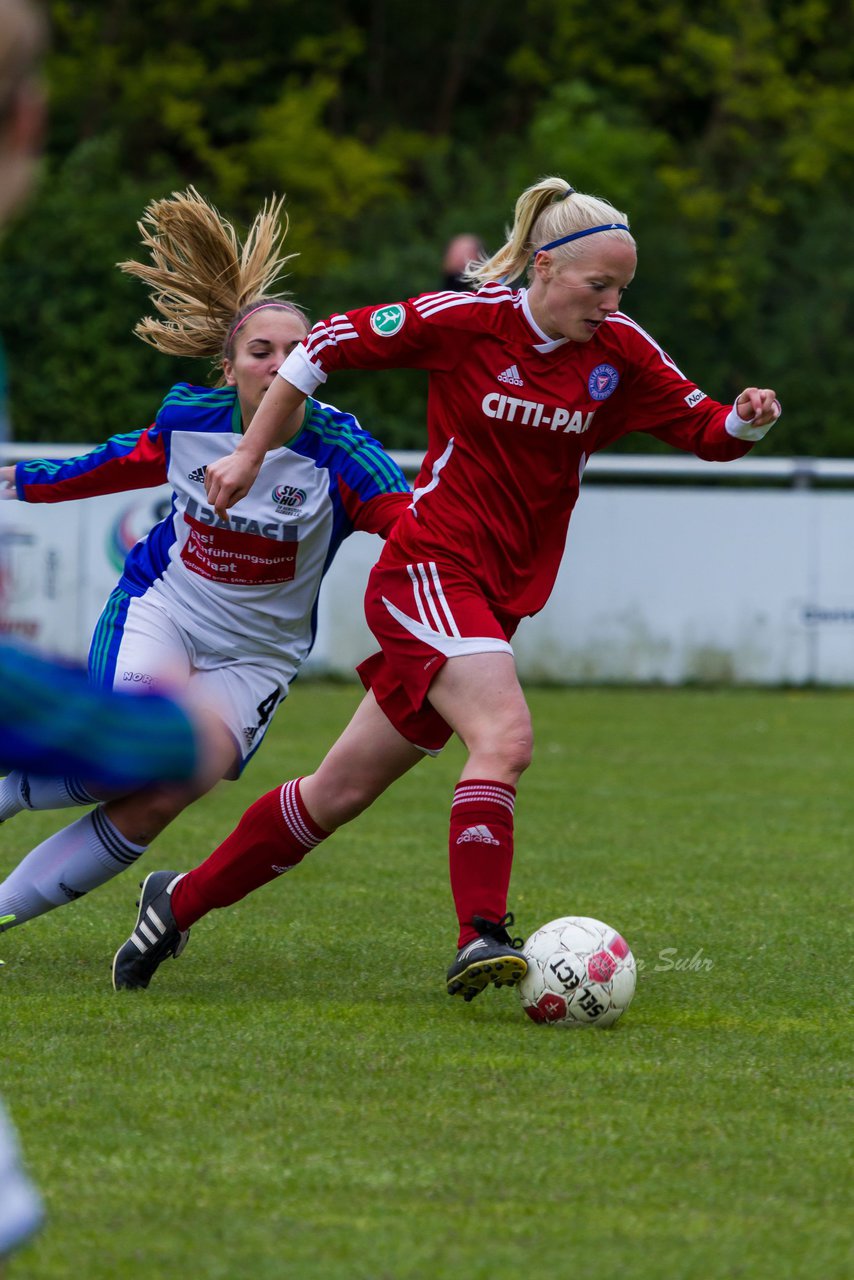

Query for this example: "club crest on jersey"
[273,484,307,513]
[370,304,406,336]
[588,363,620,401]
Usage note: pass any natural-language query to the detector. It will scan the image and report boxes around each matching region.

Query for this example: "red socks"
[169,774,516,948]
[170,779,328,930]
[448,779,516,946]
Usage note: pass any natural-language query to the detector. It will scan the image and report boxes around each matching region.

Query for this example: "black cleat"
[446,913,527,1001]
[111,871,189,991]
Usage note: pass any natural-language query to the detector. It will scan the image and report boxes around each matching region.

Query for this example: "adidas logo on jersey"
[188,466,207,483]
[497,364,524,387]
[456,824,500,846]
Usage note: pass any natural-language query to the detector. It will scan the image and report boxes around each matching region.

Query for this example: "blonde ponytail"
[466,176,633,287]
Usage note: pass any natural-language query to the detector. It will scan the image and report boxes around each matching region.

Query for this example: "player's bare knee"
[509,732,534,776]
[477,712,533,775]
[500,735,534,778]
[105,785,193,845]
[301,769,375,830]
[467,730,532,784]
[325,778,379,826]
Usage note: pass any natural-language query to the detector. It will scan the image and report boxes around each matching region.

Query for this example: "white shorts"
[88,590,294,774]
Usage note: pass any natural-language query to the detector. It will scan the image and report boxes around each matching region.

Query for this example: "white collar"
[520,288,571,353]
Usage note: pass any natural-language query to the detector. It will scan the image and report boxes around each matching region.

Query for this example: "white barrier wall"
[3,450,854,685]
[308,483,854,685]
[0,485,173,660]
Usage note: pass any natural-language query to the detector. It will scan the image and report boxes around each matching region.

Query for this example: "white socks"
[0,772,99,822]
[0,809,147,928]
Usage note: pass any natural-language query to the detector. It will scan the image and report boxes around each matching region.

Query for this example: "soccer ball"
[518,915,637,1028]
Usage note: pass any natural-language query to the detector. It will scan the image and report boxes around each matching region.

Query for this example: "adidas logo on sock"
[59,882,87,902]
[497,364,524,386]
[188,466,207,483]
[456,824,499,846]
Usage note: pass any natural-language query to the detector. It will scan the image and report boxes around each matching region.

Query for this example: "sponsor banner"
[481,392,595,434]
[181,512,298,585]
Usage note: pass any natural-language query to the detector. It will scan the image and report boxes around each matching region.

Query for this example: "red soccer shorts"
[357,557,518,753]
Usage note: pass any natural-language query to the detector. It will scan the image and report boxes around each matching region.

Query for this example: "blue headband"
[537,222,630,253]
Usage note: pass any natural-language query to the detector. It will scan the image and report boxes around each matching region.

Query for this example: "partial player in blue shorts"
[0,641,198,787]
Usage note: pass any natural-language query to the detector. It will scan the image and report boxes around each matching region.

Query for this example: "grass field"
[3,682,851,1279]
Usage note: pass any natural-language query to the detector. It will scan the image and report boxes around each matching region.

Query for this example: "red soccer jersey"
[280,283,753,621]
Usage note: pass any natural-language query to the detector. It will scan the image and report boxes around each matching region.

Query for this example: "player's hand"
[0,464,17,497]
[735,388,781,428]
[204,452,261,521]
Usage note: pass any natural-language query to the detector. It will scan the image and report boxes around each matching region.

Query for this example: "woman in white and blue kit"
[0,188,409,933]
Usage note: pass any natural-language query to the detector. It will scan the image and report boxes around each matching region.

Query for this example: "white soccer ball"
[518,915,637,1028]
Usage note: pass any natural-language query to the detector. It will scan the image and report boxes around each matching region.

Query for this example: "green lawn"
[3,683,852,1279]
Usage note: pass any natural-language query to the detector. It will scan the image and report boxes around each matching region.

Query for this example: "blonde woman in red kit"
[113,176,780,1002]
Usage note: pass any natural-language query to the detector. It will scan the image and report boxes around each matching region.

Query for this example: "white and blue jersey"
[15,384,409,673]
[13,385,408,767]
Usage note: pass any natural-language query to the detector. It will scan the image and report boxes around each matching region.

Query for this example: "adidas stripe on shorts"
[357,557,518,754]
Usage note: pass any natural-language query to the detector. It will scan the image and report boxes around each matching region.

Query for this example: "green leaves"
[1,0,851,451]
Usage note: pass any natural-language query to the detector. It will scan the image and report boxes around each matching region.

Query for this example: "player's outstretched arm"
[0,431,169,503]
[205,375,307,519]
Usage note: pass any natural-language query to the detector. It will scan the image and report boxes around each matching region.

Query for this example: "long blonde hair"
[118,187,305,368]
[465,176,634,287]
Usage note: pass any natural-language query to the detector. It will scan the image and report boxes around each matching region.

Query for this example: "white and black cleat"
[446,913,527,1001]
[111,871,189,991]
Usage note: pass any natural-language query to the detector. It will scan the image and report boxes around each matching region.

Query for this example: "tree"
[0,0,851,451]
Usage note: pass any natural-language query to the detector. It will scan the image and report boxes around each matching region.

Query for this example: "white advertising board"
[1,485,172,661]
[3,450,854,685]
